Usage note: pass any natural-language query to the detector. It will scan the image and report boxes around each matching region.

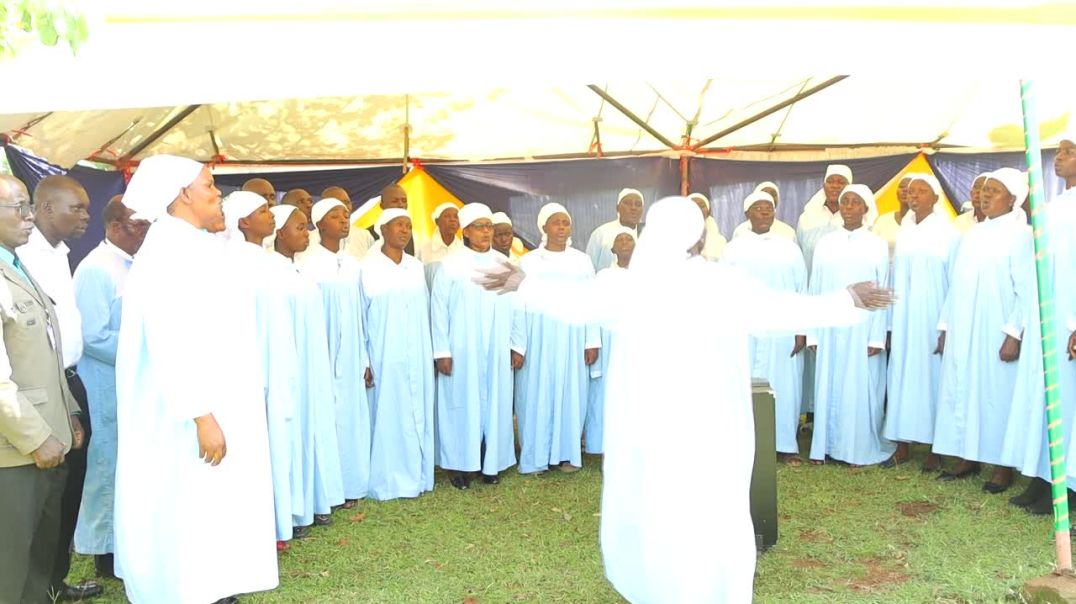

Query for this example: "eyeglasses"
[0,203,34,218]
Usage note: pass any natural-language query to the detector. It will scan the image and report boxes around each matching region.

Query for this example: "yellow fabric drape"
[874,153,956,218]
[351,167,462,248]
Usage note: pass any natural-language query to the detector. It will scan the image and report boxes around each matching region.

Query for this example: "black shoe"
[94,554,116,580]
[481,473,500,485]
[1027,491,1054,516]
[292,525,311,539]
[1010,478,1049,508]
[56,581,104,601]
[212,597,239,604]
[313,514,332,526]
[937,464,980,481]
[450,474,471,490]
[982,481,1011,494]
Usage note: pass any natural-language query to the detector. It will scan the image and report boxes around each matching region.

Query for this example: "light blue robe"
[585,264,630,455]
[722,231,808,455]
[883,213,960,445]
[934,210,1033,466]
[513,247,600,473]
[796,222,840,415]
[808,226,894,465]
[1002,191,1076,480]
[72,241,130,555]
[360,249,436,500]
[298,245,372,501]
[430,247,517,474]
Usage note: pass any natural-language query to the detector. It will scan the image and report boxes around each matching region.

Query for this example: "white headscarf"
[310,197,346,229]
[986,167,1029,206]
[124,154,204,222]
[458,203,493,229]
[838,184,879,225]
[537,202,571,245]
[630,196,704,273]
[431,202,458,221]
[375,208,410,235]
[804,164,854,212]
[264,204,299,251]
[491,212,512,226]
[742,191,775,213]
[906,173,943,199]
[221,191,267,242]
[618,188,645,206]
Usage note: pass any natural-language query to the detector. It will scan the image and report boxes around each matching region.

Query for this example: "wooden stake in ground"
[1020,79,1072,571]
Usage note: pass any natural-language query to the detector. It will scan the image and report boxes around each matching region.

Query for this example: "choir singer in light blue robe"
[361,209,436,500]
[934,168,1033,494]
[881,174,960,471]
[807,184,893,466]
[431,203,517,489]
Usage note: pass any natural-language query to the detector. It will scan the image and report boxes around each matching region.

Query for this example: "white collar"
[103,238,135,262]
[28,226,70,256]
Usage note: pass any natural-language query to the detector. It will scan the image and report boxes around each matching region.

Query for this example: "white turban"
[986,167,1029,206]
[431,202,458,221]
[906,173,943,199]
[458,203,493,229]
[825,164,853,183]
[491,212,512,227]
[310,197,346,228]
[618,188,644,205]
[838,184,878,223]
[630,196,703,272]
[687,193,710,212]
[124,154,204,222]
[375,208,410,234]
[264,204,299,251]
[608,225,637,248]
[753,181,780,206]
[743,191,775,213]
[537,202,571,244]
[222,191,268,242]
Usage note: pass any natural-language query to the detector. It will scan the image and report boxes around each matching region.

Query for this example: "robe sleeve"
[740,275,861,338]
[430,265,452,360]
[74,264,119,366]
[585,229,605,272]
[867,242,889,349]
[1003,228,1035,340]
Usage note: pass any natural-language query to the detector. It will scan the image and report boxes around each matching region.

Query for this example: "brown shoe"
[558,462,580,473]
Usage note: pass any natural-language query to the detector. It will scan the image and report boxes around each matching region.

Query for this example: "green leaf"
[37,13,58,46]
[19,8,33,32]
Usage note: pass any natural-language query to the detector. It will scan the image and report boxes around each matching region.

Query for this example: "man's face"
[109,205,150,256]
[838,192,867,228]
[41,183,91,241]
[492,223,514,254]
[381,216,413,249]
[294,191,314,219]
[1056,140,1076,180]
[436,208,460,235]
[184,167,224,231]
[896,178,912,208]
[463,219,494,252]
[278,211,310,254]
[823,174,849,203]
[979,179,1015,219]
[542,213,571,247]
[906,180,938,215]
[381,187,408,210]
[970,176,986,211]
[317,206,350,240]
[611,232,635,260]
[617,194,643,227]
[0,179,34,250]
[746,201,775,233]
[242,203,276,243]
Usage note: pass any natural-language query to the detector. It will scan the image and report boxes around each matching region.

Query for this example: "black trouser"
[50,369,90,591]
[0,463,68,604]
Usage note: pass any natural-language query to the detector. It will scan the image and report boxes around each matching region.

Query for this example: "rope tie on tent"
[411,158,424,171]
[208,154,227,167]
[589,117,603,158]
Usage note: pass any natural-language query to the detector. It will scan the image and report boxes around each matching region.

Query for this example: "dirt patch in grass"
[897,501,939,519]
[845,557,910,594]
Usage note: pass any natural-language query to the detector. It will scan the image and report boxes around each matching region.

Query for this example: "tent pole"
[402,95,411,174]
[1021,79,1072,572]
[691,76,848,150]
[587,85,678,150]
[119,104,201,162]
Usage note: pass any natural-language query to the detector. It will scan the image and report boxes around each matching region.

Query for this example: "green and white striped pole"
[1020,79,1072,571]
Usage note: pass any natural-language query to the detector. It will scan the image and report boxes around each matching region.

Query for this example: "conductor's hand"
[999,335,1022,363]
[790,335,806,357]
[1068,330,1076,361]
[31,435,66,469]
[934,331,946,355]
[511,351,525,370]
[474,261,525,294]
[848,281,895,310]
[868,346,883,357]
[584,347,599,367]
[364,367,374,389]
[195,414,227,466]
[435,358,453,376]
[70,415,85,450]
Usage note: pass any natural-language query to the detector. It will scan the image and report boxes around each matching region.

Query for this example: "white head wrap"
[124,154,204,221]
[264,204,300,251]
[431,202,458,221]
[838,184,878,224]
[458,203,493,229]
[491,212,512,227]
[537,202,571,245]
[687,193,710,212]
[906,173,943,199]
[630,196,704,272]
[310,197,346,229]
[222,191,268,242]
[753,181,780,201]
[375,208,410,234]
[825,164,853,183]
[985,167,1029,206]
[608,225,637,248]
[742,191,775,213]
[618,188,645,205]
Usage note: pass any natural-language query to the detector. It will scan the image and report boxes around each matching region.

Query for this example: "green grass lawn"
[72,446,1058,603]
